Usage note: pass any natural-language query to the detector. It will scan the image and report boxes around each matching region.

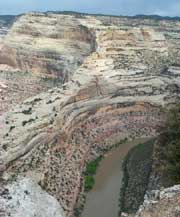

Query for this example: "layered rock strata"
[0,13,96,78]
[0,13,180,216]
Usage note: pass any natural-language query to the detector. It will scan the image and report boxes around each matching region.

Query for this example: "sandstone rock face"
[1,13,95,78]
[1,13,180,217]
[0,177,65,217]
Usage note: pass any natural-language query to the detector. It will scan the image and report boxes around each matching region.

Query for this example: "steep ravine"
[0,12,180,217]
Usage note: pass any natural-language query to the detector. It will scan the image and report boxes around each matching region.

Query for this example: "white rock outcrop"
[0,177,65,217]
[135,185,180,217]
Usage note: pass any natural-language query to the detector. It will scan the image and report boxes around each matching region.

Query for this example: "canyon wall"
[0,13,180,217]
[0,13,95,77]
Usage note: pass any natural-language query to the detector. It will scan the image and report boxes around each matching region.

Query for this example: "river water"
[81,138,149,217]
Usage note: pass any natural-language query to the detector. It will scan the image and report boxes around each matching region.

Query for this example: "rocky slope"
[121,185,180,217]
[134,185,180,217]
[0,12,180,217]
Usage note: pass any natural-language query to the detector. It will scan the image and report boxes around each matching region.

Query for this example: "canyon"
[0,12,180,217]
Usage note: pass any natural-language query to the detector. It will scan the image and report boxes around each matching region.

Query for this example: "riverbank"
[73,138,128,217]
[75,138,150,217]
[119,139,155,215]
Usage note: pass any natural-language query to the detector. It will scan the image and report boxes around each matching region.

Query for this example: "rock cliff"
[135,185,180,217]
[0,13,95,77]
[0,12,180,217]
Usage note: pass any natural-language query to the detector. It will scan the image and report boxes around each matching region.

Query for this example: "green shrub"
[84,176,95,192]
[22,118,35,126]
[22,107,32,115]
[85,158,100,175]
[83,157,102,192]
[9,126,15,132]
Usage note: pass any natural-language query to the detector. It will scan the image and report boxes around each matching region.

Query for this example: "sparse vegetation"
[9,125,15,132]
[84,176,95,192]
[44,11,180,21]
[41,76,62,87]
[33,98,42,103]
[22,107,32,115]
[46,100,53,104]
[85,158,101,175]
[83,138,129,192]
[84,157,102,192]
[171,63,180,67]
[159,104,180,184]
[74,138,129,217]
[22,118,35,126]
[119,139,155,215]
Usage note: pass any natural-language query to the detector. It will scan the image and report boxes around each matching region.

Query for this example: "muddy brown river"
[81,138,149,217]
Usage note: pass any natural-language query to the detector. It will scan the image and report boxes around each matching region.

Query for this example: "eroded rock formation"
[135,185,180,217]
[0,12,180,217]
[0,13,95,77]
